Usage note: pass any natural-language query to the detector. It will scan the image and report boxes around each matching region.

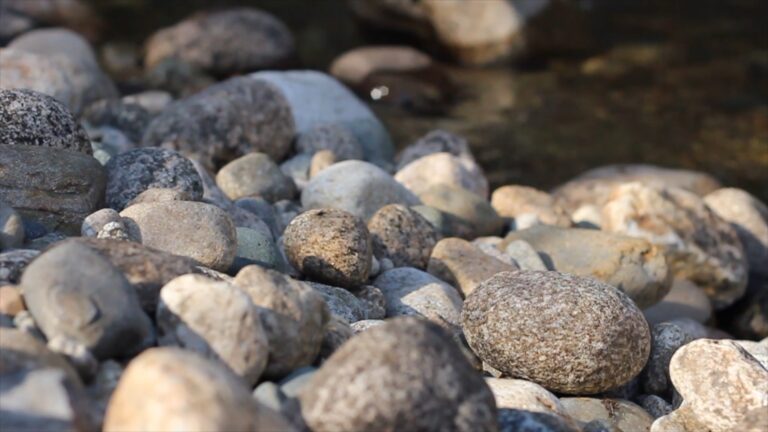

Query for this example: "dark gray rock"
[298,317,498,432]
[307,281,371,323]
[640,320,707,396]
[105,148,203,211]
[20,242,154,359]
[83,99,151,144]
[498,409,581,432]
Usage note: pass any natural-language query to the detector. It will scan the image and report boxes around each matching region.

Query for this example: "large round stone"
[462,271,650,394]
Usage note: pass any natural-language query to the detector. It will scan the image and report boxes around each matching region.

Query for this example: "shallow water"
[90,0,768,201]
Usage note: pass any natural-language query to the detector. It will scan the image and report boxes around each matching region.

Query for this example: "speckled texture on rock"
[640,320,707,396]
[103,347,294,432]
[120,201,236,271]
[233,265,329,379]
[142,76,295,172]
[0,89,90,154]
[651,339,768,432]
[215,152,296,202]
[418,184,504,237]
[144,8,294,76]
[704,188,768,276]
[395,152,489,198]
[295,123,364,160]
[462,271,650,394]
[560,398,654,432]
[105,148,203,211]
[428,237,518,297]
[367,204,438,269]
[20,242,153,359]
[156,274,269,385]
[491,185,571,227]
[372,267,463,328]
[298,317,498,432]
[283,208,372,288]
[501,225,670,309]
[302,160,420,221]
[601,183,748,309]
[0,145,106,234]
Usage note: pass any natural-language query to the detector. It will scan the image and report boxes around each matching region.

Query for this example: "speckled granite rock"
[704,188,768,276]
[105,148,203,211]
[0,146,106,234]
[20,242,153,359]
[142,76,295,171]
[418,184,504,237]
[602,183,748,309]
[367,204,438,269]
[561,398,654,432]
[298,317,498,432]
[0,89,91,154]
[395,152,489,198]
[233,265,329,379]
[428,237,518,297]
[462,271,650,394]
[501,225,670,309]
[295,123,364,160]
[302,160,420,221]
[144,8,294,76]
[492,185,571,227]
[120,201,236,271]
[104,347,294,431]
[651,339,768,432]
[156,274,269,385]
[283,208,372,289]
[215,152,296,202]
[373,267,463,328]
[640,320,708,396]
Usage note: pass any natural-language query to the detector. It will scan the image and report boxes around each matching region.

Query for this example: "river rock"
[295,123,364,160]
[498,409,581,432]
[561,398,654,432]
[396,129,476,170]
[428,237,518,297]
[735,339,768,368]
[552,164,722,220]
[283,208,372,288]
[251,70,394,165]
[640,319,708,396]
[126,188,195,207]
[298,317,497,431]
[308,150,337,178]
[502,239,547,270]
[0,284,24,316]
[0,327,81,386]
[122,90,173,114]
[462,271,650,394]
[81,208,121,238]
[0,48,83,113]
[0,89,90,155]
[233,265,329,378]
[156,274,269,385]
[302,160,420,221]
[0,249,38,285]
[105,148,203,211]
[350,319,385,334]
[367,204,438,269]
[396,152,489,198]
[20,242,153,359]
[372,267,463,328]
[216,152,296,202]
[142,76,295,171]
[144,8,294,76]
[103,347,294,431]
[501,225,670,308]
[492,185,571,227]
[602,183,748,309]
[651,339,768,432]
[1,201,24,250]
[704,188,768,276]
[317,314,354,362]
[643,279,712,325]
[231,226,283,273]
[330,45,433,86]
[83,99,151,144]
[280,153,312,190]
[419,184,504,237]
[0,145,106,234]
[308,282,371,323]
[120,201,236,271]
[412,204,476,239]
[485,378,571,419]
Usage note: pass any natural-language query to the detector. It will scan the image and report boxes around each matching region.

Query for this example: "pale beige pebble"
[651,339,768,432]
[330,45,433,85]
[643,279,712,325]
[500,225,670,308]
[561,398,654,432]
[309,149,337,178]
[367,204,439,269]
[156,274,269,386]
[120,201,237,271]
[395,152,489,198]
[704,188,768,276]
[552,164,722,218]
[462,271,650,394]
[601,183,748,309]
[103,347,295,432]
[491,185,571,227]
[485,378,570,418]
[427,237,517,297]
[215,152,296,202]
[0,284,25,316]
[232,265,329,379]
